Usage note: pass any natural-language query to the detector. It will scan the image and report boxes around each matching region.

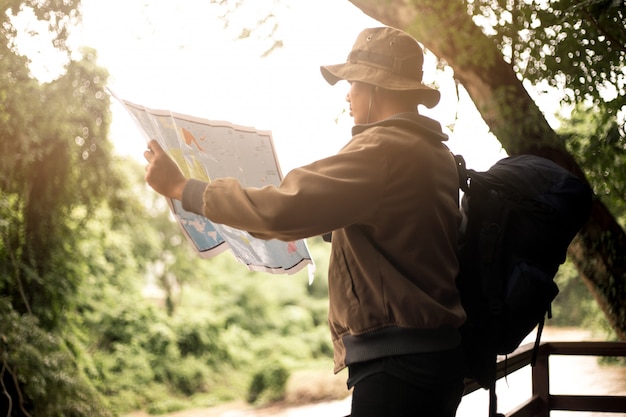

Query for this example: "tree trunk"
[349,0,626,340]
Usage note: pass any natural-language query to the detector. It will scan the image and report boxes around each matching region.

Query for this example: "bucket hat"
[320,27,440,108]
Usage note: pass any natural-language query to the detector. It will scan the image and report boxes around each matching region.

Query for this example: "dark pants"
[348,348,465,417]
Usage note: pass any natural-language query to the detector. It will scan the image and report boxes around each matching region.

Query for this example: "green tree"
[0,1,120,414]
[348,0,626,340]
[560,104,626,225]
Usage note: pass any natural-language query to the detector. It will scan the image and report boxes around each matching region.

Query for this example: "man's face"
[346,81,373,125]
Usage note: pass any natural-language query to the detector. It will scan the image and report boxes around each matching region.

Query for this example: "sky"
[18,0,508,174]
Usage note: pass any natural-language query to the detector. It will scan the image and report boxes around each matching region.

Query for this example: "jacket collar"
[352,112,448,142]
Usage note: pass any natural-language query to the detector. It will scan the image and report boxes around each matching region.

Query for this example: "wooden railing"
[464,341,626,417]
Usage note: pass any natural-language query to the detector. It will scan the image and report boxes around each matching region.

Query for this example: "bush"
[246,361,290,405]
[0,298,113,417]
[164,356,211,395]
[173,317,231,365]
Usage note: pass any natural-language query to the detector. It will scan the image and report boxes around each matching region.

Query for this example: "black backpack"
[454,154,593,417]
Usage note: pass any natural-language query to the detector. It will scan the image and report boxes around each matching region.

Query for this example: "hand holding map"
[109,89,314,276]
[144,140,189,200]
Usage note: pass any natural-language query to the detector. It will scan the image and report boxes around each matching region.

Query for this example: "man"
[145,26,466,417]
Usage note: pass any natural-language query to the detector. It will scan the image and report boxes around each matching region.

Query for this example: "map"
[111,91,314,275]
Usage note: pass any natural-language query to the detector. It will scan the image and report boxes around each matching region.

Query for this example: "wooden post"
[531,345,551,417]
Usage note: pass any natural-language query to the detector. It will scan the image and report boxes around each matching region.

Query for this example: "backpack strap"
[454,154,470,193]
[455,153,517,417]
[462,160,508,417]
[488,382,498,417]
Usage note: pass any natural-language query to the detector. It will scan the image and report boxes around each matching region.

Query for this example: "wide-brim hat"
[320,27,440,108]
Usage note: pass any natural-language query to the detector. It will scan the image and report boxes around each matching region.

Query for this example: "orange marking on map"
[181,127,206,153]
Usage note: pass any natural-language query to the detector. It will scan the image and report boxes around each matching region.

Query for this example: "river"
[142,327,625,417]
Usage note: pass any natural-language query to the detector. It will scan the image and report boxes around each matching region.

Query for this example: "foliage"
[247,361,290,405]
[0,297,114,417]
[467,0,625,110]
[557,102,626,342]
[463,0,625,217]
[74,230,333,414]
[551,257,626,362]
[1,44,114,330]
[0,1,123,414]
[552,261,606,328]
[560,104,626,226]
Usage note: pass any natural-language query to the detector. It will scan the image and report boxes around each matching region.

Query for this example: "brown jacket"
[182,113,466,372]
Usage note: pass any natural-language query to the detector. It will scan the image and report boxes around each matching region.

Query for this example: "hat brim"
[320,62,440,108]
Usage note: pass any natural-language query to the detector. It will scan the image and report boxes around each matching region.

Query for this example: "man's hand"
[144,140,189,200]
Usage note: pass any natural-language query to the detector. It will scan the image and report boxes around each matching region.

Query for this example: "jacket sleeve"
[182,133,389,241]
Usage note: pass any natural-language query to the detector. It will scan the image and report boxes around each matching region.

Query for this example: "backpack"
[454,154,593,417]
